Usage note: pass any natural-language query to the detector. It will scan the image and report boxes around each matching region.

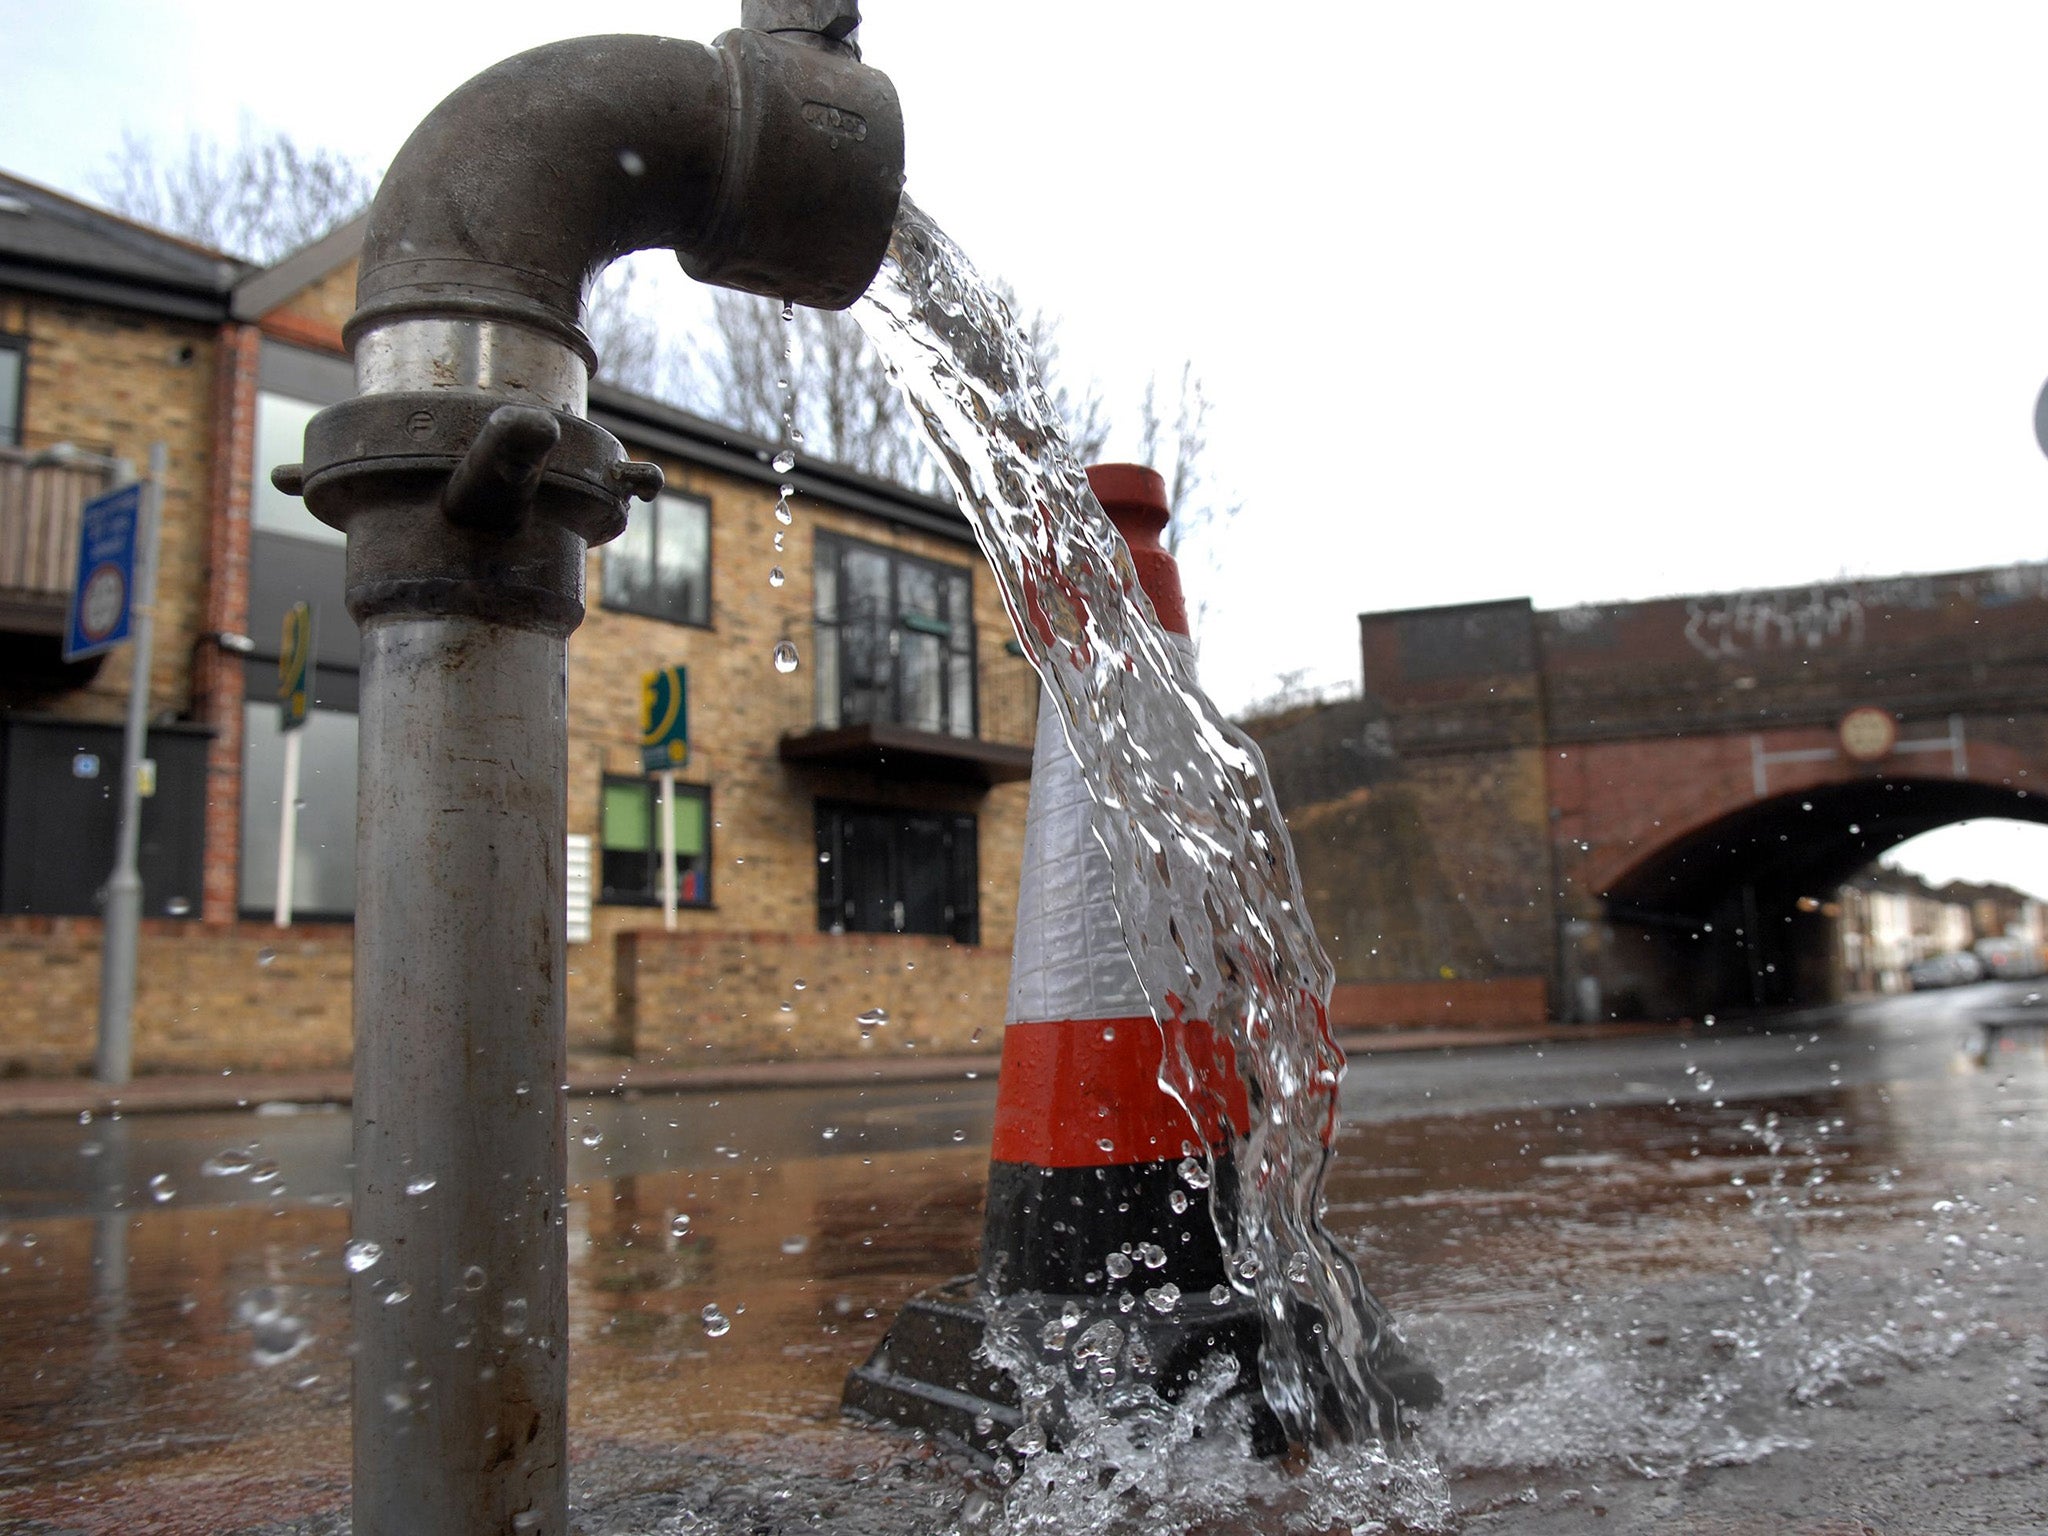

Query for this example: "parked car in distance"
[1908,951,1986,990]
[1974,935,2048,980]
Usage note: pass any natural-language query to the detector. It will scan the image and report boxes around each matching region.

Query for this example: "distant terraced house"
[0,168,1035,1078]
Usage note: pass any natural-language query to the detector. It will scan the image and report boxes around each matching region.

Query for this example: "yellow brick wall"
[0,917,352,1076]
[618,928,1011,1063]
[1,289,219,726]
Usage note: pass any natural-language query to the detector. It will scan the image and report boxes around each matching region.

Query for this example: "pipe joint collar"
[682,27,903,310]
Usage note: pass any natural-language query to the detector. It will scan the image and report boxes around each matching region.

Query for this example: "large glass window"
[814,533,976,738]
[252,391,337,544]
[240,692,358,918]
[0,336,23,448]
[600,775,712,906]
[815,801,977,943]
[603,491,710,627]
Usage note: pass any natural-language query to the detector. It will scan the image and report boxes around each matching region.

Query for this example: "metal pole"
[660,767,678,931]
[96,441,163,1087]
[352,617,568,1535]
[274,729,302,928]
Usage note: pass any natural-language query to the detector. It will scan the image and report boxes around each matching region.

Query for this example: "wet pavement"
[0,984,2042,1533]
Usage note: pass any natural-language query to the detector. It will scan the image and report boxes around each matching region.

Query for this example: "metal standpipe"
[279,5,903,1531]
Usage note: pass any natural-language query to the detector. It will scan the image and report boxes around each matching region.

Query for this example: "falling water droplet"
[202,1147,257,1177]
[792,978,807,991]
[1286,1252,1313,1284]
[670,1214,692,1238]
[461,1265,487,1291]
[148,1173,176,1204]
[780,1233,809,1255]
[1137,1242,1167,1270]
[616,148,645,177]
[773,641,800,674]
[1144,1283,1181,1314]
[1210,1284,1232,1306]
[344,1238,383,1274]
[405,1175,437,1196]
[1177,1156,1211,1190]
[383,1283,412,1307]
[1105,1251,1133,1280]
[500,1297,529,1337]
[856,1007,888,1031]
[256,948,277,967]
[1169,1189,1189,1214]
[779,300,795,322]
[580,1129,604,1149]
[768,566,785,588]
[701,1304,732,1338]
[772,449,796,474]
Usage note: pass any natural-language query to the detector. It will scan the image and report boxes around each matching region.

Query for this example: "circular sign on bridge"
[1839,706,1897,762]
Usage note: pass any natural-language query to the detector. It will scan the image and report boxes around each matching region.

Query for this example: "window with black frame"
[599,775,712,906]
[604,491,710,627]
[0,335,24,448]
[813,532,976,738]
[815,801,978,943]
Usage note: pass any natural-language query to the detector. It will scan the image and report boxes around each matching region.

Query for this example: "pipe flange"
[294,392,638,545]
[290,391,659,633]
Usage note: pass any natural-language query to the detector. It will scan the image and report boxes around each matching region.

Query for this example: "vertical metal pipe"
[351,616,568,1535]
[97,440,163,1087]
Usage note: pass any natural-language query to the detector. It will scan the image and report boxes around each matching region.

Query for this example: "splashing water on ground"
[854,197,1416,1458]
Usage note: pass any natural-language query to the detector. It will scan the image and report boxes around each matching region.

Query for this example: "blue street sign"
[63,482,141,662]
[639,665,689,773]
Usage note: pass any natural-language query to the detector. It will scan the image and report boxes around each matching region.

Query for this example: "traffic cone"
[841,463,1255,1453]
[843,466,1433,1457]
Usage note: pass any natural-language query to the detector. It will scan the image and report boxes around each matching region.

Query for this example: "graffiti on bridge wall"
[1679,563,2048,661]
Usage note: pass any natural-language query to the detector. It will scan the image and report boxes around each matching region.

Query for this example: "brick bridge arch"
[1250,563,2048,1029]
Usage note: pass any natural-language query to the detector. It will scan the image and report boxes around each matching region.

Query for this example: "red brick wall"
[198,322,260,925]
[1329,977,1548,1031]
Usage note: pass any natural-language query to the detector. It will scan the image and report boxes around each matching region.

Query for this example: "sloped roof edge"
[231,211,369,321]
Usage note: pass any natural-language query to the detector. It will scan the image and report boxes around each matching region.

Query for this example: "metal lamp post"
[37,439,163,1086]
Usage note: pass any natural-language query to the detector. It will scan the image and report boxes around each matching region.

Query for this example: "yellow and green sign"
[278,602,313,733]
[639,665,689,773]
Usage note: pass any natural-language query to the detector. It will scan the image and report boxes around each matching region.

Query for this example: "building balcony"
[0,445,107,636]
[775,617,1039,788]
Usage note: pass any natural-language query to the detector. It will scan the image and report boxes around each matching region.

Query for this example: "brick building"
[0,170,1035,1075]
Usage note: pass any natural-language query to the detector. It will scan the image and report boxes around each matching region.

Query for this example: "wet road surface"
[0,983,2040,1533]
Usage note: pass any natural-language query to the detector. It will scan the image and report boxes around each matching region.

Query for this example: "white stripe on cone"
[1005,636,1197,1027]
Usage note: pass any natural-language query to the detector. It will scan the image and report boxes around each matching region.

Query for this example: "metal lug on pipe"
[271,463,306,498]
[609,459,665,503]
[741,0,862,49]
[442,405,561,530]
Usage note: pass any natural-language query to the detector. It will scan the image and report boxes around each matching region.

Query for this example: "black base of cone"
[844,1276,1290,1459]
[844,1277,1445,1461]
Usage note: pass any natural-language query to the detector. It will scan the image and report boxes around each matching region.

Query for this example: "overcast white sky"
[6,0,2048,897]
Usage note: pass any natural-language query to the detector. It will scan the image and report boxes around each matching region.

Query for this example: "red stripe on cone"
[991,1014,1250,1168]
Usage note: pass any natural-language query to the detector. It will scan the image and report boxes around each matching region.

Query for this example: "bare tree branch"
[93,117,374,264]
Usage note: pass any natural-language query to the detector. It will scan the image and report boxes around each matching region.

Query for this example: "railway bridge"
[1248,563,2048,1026]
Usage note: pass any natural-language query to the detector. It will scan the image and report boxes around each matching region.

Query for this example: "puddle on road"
[0,1064,2040,1532]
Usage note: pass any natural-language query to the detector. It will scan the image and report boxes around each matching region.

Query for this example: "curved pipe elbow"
[348,28,903,369]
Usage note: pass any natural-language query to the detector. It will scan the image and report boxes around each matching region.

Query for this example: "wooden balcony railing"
[0,447,108,635]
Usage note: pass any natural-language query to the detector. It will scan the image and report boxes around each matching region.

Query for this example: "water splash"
[854,197,1407,1448]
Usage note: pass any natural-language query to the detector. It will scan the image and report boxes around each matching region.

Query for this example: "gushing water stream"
[852,198,1445,1516]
